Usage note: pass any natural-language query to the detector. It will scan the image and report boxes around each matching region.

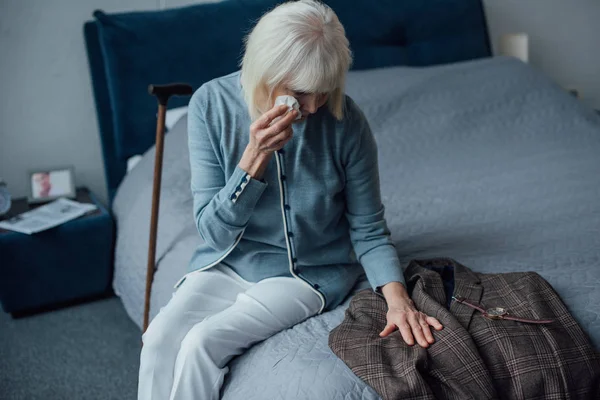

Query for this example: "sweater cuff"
[362,252,406,295]
[219,165,268,216]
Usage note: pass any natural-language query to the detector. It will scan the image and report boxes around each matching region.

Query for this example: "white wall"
[483,0,600,108]
[1,0,598,205]
[0,0,218,206]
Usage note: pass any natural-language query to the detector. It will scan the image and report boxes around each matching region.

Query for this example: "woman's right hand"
[239,105,298,179]
[250,104,299,154]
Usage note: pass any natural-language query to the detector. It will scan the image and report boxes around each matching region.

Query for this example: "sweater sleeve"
[187,89,268,252]
[343,100,406,293]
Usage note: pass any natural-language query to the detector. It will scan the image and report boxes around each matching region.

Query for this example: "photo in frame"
[28,166,76,204]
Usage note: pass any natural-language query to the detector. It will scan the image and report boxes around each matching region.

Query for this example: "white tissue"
[274,95,301,120]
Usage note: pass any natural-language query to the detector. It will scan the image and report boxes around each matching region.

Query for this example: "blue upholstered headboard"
[84,0,491,204]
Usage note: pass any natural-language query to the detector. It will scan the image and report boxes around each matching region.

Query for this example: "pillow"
[125,106,188,174]
[165,106,188,131]
[126,155,143,174]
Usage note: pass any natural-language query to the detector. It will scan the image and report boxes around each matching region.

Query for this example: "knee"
[142,314,177,353]
[178,323,215,359]
[141,324,164,353]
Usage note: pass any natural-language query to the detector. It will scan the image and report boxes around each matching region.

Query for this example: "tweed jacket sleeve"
[343,99,406,291]
[188,89,268,251]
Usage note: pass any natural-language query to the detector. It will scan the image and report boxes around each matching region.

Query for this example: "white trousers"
[138,264,322,400]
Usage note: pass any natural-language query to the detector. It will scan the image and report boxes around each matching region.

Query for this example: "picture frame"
[28,166,76,204]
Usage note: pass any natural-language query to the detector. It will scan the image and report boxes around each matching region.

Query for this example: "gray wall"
[0,0,217,206]
[483,0,600,107]
[1,0,599,205]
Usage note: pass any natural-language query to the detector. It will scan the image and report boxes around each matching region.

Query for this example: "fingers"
[379,323,395,338]
[419,313,435,344]
[426,316,444,331]
[397,319,414,346]
[264,127,293,151]
[252,109,298,153]
[253,105,289,129]
[263,109,298,137]
[408,313,429,348]
[381,309,444,348]
[250,106,297,153]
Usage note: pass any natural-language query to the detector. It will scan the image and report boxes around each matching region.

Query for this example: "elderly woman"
[138,1,443,399]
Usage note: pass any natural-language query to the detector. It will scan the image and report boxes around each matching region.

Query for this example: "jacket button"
[278,149,285,154]
[235,185,242,192]
[292,257,298,263]
[284,204,291,210]
[230,194,237,200]
[287,232,294,238]
[280,175,286,181]
[313,283,320,289]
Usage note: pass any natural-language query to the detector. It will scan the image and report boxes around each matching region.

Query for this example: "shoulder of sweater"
[190,71,240,107]
[340,94,369,145]
[342,94,366,124]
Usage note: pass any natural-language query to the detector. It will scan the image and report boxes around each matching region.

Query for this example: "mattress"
[112,56,600,399]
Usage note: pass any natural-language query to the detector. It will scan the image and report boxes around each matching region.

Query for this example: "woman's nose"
[302,95,320,114]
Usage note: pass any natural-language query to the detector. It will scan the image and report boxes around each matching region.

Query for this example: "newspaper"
[0,198,97,235]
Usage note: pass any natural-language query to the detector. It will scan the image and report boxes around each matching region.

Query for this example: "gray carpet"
[0,297,141,400]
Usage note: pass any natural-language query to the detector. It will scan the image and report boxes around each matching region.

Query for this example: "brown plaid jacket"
[329,258,600,399]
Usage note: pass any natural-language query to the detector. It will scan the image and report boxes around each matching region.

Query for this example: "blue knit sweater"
[178,71,406,313]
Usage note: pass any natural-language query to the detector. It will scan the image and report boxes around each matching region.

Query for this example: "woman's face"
[271,86,329,122]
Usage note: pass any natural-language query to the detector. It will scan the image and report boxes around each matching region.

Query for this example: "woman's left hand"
[379,298,443,348]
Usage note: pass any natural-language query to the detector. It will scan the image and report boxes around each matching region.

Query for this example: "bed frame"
[83,0,491,205]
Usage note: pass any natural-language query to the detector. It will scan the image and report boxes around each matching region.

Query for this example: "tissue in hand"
[274,95,301,120]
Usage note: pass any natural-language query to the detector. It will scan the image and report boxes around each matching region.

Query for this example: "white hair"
[240,0,352,121]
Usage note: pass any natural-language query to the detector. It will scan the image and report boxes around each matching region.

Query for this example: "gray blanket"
[112,57,600,399]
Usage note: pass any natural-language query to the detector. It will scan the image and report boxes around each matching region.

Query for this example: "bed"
[84,0,600,398]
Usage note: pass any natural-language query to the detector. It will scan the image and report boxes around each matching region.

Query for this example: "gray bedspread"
[112,56,600,399]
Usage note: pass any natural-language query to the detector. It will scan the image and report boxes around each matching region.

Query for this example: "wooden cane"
[144,83,193,333]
